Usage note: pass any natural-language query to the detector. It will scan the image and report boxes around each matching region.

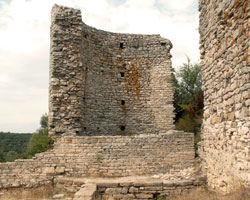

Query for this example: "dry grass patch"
[0,185,54,200]
[168,187,250,200]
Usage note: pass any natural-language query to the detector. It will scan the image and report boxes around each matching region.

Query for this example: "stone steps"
[52,173,206,200]
[73,184,97,200]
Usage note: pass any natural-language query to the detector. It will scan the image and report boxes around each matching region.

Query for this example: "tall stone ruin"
[199,0,249,193]
[49,5,174,137]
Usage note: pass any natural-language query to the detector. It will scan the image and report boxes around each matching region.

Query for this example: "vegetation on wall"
[173,58,204,143]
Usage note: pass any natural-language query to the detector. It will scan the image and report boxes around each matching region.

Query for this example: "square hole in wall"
[160,42,166,46]
[121,100,125,105]
[120,72,125,77]
[120,126,125,131]
[120,42,124,49]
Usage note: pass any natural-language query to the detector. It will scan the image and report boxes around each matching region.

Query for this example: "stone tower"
[199,0,249,193]
[49,5,175,136]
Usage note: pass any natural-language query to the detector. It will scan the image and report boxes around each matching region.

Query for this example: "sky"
[0,0,200,133]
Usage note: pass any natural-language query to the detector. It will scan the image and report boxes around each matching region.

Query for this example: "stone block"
[129,186,139,193]
[42,167,55,175]
[55,167,65,174]
[135,193,153,199]
[105,188,122,194]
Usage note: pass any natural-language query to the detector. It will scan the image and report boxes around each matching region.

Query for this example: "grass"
[168,187,250,200]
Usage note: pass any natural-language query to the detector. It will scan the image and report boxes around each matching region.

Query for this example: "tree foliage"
[0,114,53,162]
[0,132,31,154]
[0,132,31,162]
[5,151,18,162]
[173,58,204,141]
[25,114,53,158]
[40,113,48,129]
[0,151,5,162]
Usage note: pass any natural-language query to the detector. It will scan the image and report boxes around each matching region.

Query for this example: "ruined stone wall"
[0,4,196,193]
[0,131,195,189]
[49,5,84,136]
[49,5,174,136]
[73,178,205,200]
[199,0,250,193]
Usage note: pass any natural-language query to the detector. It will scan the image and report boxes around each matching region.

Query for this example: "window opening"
[120,126,125,131]
[120,42,124,49]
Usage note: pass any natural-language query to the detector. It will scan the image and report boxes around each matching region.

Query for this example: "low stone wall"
[94,178,205,200]
[0,131,195,189]
[56,175,206,200]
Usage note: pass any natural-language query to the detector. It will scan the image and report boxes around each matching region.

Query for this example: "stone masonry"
[4,1,249,198]
[199,0,249,193]
[0,6,199,199]
[0,131,196,188]
[49,5,174,136]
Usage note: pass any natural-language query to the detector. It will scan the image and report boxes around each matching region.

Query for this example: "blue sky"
[0,0,199,133]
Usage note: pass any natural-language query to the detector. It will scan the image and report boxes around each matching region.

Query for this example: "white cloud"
[159,0,195,11]
[0,0,199,132]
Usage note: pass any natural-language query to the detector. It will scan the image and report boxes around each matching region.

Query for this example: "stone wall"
[94,179,205,200]
[0,131,195,189]
[49,5,84,136]
[0,5,198,197]
[199,0,250,193]
[72,178,205,200]
[49,5,174,136]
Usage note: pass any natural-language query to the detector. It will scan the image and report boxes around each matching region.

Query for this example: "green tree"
[6,151,17,162]
[0,132,31,155]
[0,114,52,162]
[173,58,203,141]
[25,113,53,158]
[40,113,48,129]
[0,151,5,162]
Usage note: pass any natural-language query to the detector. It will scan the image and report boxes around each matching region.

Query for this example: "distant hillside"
[0,132,32,154]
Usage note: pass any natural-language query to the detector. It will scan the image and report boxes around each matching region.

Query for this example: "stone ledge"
[64,174,206,200]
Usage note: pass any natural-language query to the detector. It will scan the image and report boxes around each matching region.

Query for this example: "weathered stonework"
[49,5,174,136]
[199,0,250,193]
[10,3,250,199]
[71,176,205,200]
[0,1,249,198]
[0,6,198,199]
[0,131,196,189]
